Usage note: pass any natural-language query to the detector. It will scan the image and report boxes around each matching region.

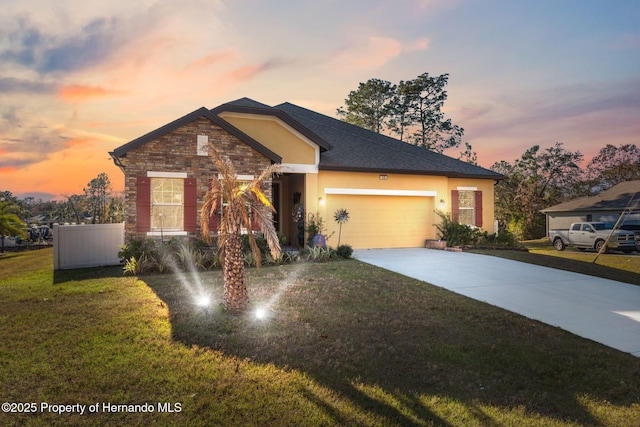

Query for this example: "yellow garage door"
[325,195,436,249]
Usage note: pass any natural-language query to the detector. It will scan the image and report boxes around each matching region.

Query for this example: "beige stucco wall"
[305,171,496,249]
[219,114,317,166]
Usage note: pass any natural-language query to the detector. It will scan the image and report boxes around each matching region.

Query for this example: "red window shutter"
[251,210,260,231]
[475,191,483,227]
[250,191,262,231]
[184,178,197,232]
[451,190,459,222]
[136,176,151,232]
[208,195,222,233]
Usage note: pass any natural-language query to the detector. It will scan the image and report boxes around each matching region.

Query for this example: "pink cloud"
[457,103,493,122]
[331,37,402,70]
[58,85,123,102]
[63,137,92,147]
[405,38,430,52]
[328,36,430,70]
[183,50,238,72]
[215,59,287,87]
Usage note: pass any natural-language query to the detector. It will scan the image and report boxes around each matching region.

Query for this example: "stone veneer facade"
[120,117,273,241]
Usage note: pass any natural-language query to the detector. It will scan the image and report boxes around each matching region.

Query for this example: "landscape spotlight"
[195,294,211,307]
[255,307,267,320]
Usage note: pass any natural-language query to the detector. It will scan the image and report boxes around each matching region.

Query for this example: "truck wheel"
[595,240,608,253]
[553,238,565,251]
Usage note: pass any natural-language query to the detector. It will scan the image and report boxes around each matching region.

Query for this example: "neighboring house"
[541,180,640,233]
[109,98,503,249]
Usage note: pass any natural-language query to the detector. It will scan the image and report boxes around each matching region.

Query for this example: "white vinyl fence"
[53,223,124,270]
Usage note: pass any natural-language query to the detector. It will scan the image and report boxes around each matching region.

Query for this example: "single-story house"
[541,180,640,233]
[109,98,503,249]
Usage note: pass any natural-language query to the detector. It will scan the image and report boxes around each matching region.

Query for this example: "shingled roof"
[278,102,503,178]
[111,97,504,179]
[541,180,640,213]
[215,98,503,179]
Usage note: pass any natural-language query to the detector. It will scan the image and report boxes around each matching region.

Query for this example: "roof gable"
[110,107,281,163]
[212,98,331,151]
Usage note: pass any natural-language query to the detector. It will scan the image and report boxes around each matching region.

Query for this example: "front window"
[151,178,184,230]
[458,191,475,226]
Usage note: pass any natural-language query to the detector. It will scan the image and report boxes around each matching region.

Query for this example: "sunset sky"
[1,0,639,200]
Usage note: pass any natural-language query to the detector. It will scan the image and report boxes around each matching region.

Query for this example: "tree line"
[337,73,640,240]
[491,142,640,240]
[336,72,476,162]
[1,172,124,236]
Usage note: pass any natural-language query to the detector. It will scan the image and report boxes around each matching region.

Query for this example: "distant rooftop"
[541,180,640,213]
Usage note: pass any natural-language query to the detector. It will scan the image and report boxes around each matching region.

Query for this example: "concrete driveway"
[353,248,640,357]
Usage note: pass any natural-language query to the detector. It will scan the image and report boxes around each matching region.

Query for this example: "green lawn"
[1,248,639,426]
[471,239,640,285]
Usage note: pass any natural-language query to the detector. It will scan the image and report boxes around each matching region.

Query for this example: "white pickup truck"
[548,222,638,253]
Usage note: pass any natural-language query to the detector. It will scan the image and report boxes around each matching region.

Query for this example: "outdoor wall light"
[439,199,446,208]
[319,196,325,206]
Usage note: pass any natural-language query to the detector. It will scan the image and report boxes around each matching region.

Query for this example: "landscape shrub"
[241,232,287,256]
[306,246,336,262]
[336,244,353,259]
[305,212,323,244]
[120,237,220,274]
[264,250,300,265]
[118,237,159,263]
[434,210,480,247]
[477,229,521,247]
[434,211,522,248]
[119,232,321,275]
[123,253,155,275]
[305,213,334,245]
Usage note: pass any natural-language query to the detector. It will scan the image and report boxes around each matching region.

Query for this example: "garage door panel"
[326,195,435,249]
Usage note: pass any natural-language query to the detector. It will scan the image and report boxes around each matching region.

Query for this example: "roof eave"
[319,164,505,179]
[541,206,631,213]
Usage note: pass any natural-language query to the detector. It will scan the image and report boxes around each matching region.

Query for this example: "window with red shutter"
[451,190,459,222]
[452,189,483,227]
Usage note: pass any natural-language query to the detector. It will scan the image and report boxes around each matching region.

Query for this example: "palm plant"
[0,199,26,251]
[333,208,349,247]
[201,144,281,313]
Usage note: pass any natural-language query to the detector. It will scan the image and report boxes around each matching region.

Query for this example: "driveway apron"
[354,248,640,357]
